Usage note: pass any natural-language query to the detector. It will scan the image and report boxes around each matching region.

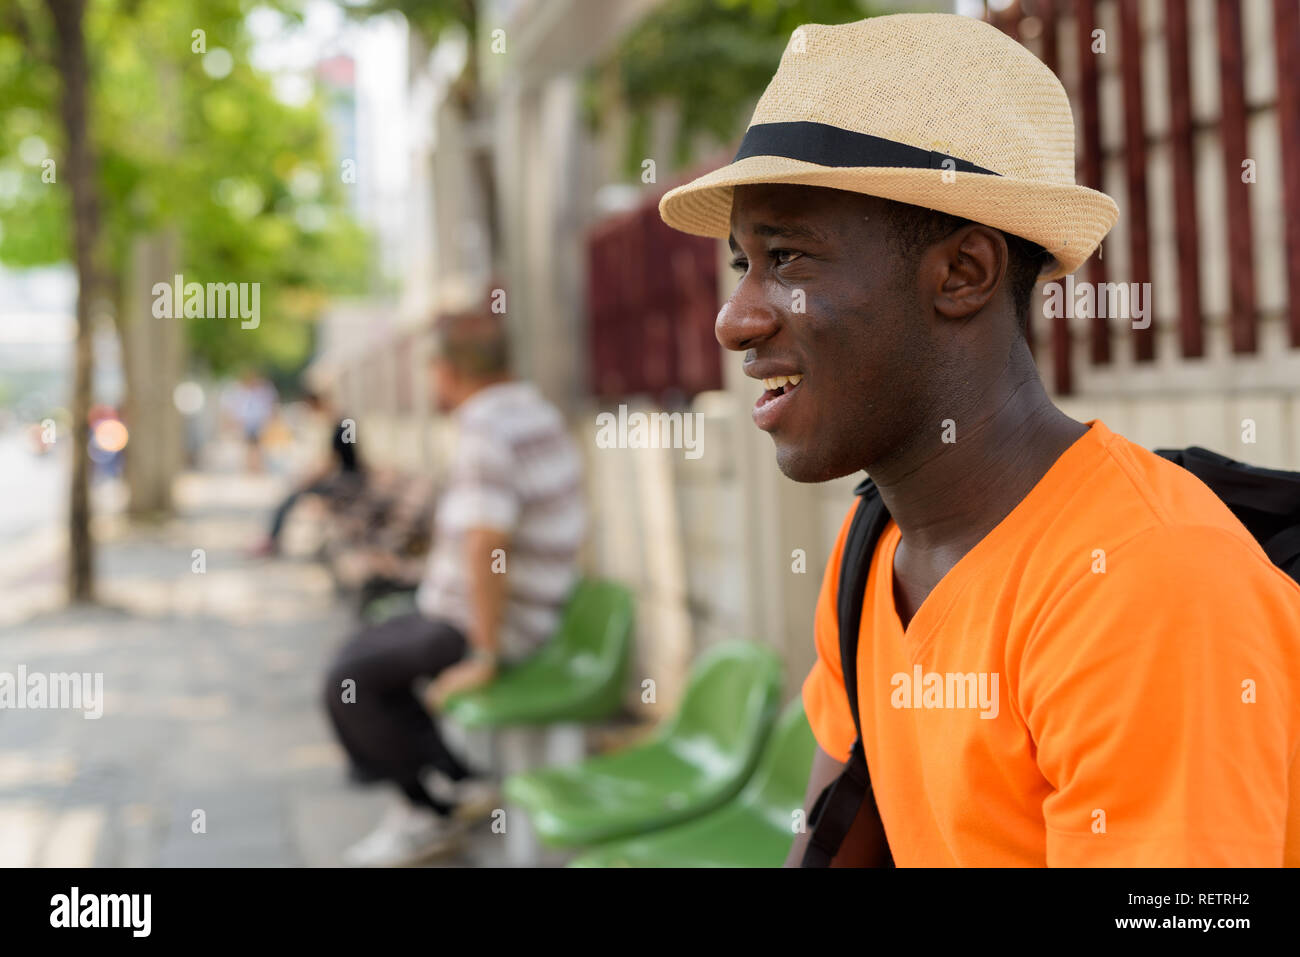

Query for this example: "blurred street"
[0,443,507,867]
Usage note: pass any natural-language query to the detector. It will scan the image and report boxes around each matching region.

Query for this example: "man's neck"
[868,360,1087,560]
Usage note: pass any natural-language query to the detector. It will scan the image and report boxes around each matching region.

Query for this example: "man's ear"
[925,224,1007,321]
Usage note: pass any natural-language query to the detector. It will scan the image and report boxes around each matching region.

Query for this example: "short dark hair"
[881,201,1049,336]
[430,310,510,376]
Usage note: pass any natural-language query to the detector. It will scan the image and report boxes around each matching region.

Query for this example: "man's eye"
[730,250,801,273]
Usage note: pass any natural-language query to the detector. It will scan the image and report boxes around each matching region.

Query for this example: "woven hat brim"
[659,155,1119,281]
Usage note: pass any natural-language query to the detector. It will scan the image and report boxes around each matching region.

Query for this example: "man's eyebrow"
[730,222,828,248]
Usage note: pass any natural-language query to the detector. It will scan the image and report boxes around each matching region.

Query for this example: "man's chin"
[772,441,856,484]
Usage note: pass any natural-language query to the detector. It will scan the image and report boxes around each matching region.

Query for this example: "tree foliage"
[585,0,877,176]
[0,0,373,377]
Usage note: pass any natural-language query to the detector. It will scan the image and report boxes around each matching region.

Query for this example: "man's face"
[718,184,934,482]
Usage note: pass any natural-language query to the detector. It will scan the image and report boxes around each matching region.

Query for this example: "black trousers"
[322,612,474,812]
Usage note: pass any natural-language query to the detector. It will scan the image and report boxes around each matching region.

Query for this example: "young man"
[659,14,1300,866]
[323,310,586,866]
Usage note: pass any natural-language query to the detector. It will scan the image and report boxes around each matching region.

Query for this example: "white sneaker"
[423,772,500,823]
[341,802,463,867]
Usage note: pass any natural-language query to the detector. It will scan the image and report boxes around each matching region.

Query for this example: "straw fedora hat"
[658,13,1119,280]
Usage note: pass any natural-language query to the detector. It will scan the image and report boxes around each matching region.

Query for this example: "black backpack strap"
[802,477,893,867]
[1262,524,1300,577]
[802,738,873,867]
[836,479,892,746]
[1155,446,1300,576]
[1155,447,1300,517]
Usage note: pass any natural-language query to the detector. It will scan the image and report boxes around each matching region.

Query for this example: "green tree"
[0,0,372,595]
[46,0,99,602]
[585,0,877,176]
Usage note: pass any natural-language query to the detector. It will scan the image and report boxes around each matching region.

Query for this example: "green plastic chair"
[568,696,816,867]
[503,640,783,848]
[442,579,635,727]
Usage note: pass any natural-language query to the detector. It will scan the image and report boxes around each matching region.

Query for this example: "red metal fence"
[586,195,722,404]
[991,0,1300,394]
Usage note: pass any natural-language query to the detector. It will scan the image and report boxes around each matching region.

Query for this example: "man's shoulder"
[1045,426,1261,556]
[1015,425,1300,624]
[460,382,565,433]
[1034,490,1300,634]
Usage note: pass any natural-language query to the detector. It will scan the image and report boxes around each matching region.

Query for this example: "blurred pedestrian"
[323,309,586,866]
[250,391,363,557]
[221,371,278,472]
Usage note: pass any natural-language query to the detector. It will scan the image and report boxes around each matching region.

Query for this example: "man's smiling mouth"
[753,373,805,431]
[760,373,803,394]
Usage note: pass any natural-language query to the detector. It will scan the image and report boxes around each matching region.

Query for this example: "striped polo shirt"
[416,380,586,661]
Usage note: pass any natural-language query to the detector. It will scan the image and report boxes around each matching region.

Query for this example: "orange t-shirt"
[802,420,1300,866]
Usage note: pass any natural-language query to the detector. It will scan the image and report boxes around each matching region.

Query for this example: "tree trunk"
[123,230,184,518]
[46,0,99,603]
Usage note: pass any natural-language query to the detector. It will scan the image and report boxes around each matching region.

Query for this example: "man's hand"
[428,656,498,710]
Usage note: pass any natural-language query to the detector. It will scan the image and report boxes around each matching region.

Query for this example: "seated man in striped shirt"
[324,309,586,867]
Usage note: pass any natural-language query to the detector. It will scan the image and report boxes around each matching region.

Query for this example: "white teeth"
[761,374,803,391]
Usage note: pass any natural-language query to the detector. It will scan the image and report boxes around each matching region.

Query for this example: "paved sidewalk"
[0,467,515,867]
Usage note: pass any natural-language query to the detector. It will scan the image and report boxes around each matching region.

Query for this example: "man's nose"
[715,281,780,353]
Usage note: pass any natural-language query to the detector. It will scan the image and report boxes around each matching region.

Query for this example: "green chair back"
[657,640,783,764]
[738,696,817,812]
[564,697,817,867]
[552,578,634,669]
[443,577,635,726]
